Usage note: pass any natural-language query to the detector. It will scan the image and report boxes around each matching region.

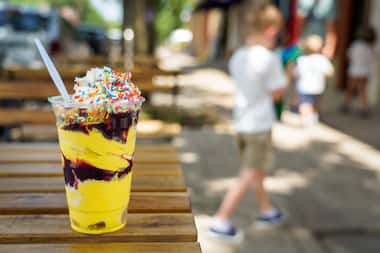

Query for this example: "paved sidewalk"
[164,66,380,252]
[322,109,380,150]
[175,113,380,253]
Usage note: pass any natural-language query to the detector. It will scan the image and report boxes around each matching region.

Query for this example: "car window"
[10,12,47,31]
[0,11,7,26]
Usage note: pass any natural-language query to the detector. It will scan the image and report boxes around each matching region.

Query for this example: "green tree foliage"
[154,0,194,43]
[79,0,108,28]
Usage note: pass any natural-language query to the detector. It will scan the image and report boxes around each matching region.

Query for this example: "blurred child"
[341,26,376,117]
[295,35,334,126]
[209,4,287,242]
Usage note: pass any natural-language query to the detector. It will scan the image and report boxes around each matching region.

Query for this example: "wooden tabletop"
[0,143,201,253]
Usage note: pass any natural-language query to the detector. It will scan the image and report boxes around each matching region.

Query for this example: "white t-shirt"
[347,40,373,77]
[295,54,333,95]
[229,46,286,134]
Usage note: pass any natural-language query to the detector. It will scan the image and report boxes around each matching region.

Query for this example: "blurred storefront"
[335,0,379,106]
[190,0,380,106]
[368,1,380,106]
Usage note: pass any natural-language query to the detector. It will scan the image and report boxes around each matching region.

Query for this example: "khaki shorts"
[237,131,272,171]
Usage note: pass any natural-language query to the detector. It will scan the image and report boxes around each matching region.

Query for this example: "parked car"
[0,4,60,67]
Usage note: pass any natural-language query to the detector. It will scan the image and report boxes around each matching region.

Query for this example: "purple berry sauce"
[61,112,137,188]
[62,112,137,143]
[63,155,133,188]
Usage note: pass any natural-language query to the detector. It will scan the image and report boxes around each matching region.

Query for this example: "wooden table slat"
[0,143,176,153]
[0,176,186,193]
[0,152,179,164]
[0,242,201,253]
[0,163,182,177]
[0,214,197,243]
[0,192,191,214]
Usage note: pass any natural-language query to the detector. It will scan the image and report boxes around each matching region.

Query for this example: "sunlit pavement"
[175,113,380,253]
[168,68,380,252]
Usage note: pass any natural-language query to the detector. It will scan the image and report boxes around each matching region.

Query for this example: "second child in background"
[341,26,376,117]
[295,35,334,126]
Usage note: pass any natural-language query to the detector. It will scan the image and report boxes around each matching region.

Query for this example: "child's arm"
[268,56,288,101]
[326,69,334,78]
[324,57,335,78]
[272,87,287,101]
[325,65,334,77]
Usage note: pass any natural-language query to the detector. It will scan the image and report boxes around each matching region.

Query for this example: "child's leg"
[216,169,257,220]
[312,95,320,113]
[215,168,276,221]
[251,169,273,213]
[344,78,357,107]
[300,102,314,116]
[215,132,273,218]
[299,94,313,115]
[312,95,321,122]
[216,168,273,219]
[357,77,368,111]
[299,98,316,125]
[216,169,272,220]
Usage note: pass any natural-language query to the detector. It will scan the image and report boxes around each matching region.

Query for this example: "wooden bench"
[55,55,159,68]
[1,65,179,94]
[0,81,181,141]
[0,107,180,141]
[0,80,174,98]
[0,65,181,141]
[1,66,80,82]
[0,143,201,253]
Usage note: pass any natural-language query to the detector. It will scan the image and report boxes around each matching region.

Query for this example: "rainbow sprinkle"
[72,67,144,114]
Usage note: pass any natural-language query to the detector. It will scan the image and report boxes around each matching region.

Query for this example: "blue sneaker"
[208,225,244,244]
[254,209,287,229]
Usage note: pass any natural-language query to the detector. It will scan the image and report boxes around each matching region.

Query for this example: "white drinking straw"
[34,38,71,103]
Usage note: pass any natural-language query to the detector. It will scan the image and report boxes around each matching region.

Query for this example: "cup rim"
[48,95,145,109]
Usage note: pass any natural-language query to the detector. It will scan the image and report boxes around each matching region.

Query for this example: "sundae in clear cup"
[49,67,144,234]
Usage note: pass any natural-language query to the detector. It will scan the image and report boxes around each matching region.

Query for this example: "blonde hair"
[245,4,283,35]
[303,35,323,54]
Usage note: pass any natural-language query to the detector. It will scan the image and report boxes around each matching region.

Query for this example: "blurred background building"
[0,0,379,107]
[189,0,380,107]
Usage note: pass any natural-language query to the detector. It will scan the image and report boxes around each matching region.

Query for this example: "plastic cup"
[49,96,143,234]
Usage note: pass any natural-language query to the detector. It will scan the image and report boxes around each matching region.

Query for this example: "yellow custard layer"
[57,125,136,234]
[65,172,133,234]
[58,126,136,171]
[65,172,133,211]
